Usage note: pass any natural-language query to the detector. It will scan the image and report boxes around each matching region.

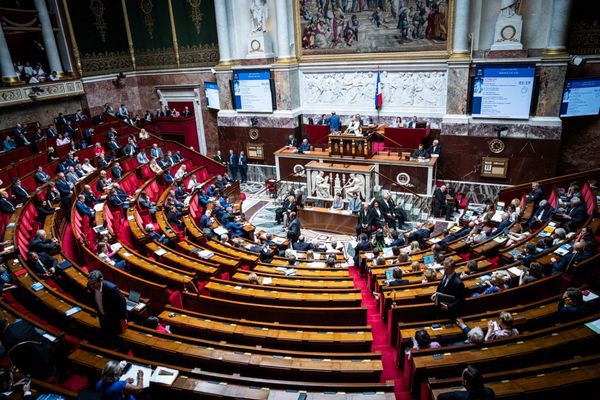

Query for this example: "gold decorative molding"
[139,0,155,39]
[167,0,180,66]
[80,51,132,75]
[0,80,85,108]
[121,0,136,69]
[1,76,24,86]
[449,51,470,61]
[89,0,107,43]
[135,48,177,69]
[186,0,203,35]
[542,48,569,58]
[178,44,219,66]
[61,0,82,76]
[274,56,298,65]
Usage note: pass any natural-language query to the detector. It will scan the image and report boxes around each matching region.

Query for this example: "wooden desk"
[298,207,357,235]
[232,270,355,289]
[328,133,374,158]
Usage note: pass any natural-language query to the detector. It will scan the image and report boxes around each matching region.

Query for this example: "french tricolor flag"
[375,69,383,110]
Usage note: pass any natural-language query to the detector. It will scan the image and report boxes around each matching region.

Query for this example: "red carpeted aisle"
[348,266,413,400]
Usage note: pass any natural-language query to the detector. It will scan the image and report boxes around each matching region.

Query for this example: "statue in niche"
[343,173,365,200]
[500,0,518,18]
[250,0,268,33]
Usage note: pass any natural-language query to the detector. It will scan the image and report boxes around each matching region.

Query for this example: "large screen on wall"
[471,65,535,119]
[204,82,220,110]
[231,69,274,112]
[560,78,600,117]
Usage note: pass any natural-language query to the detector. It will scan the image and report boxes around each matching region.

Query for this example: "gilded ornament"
[140,0,155,39]
[89,0,107,43]
[187,0,203,35]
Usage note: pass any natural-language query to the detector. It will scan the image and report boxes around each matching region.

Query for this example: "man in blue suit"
[110,162,123,180]
[491,212,512,236]
[12,178,30,203]
[34,166,51,185]
[150,143,163,159]
[229,149,239,181]
[75,194,95,222]
[239,150,248,183]
[328,111,341,132]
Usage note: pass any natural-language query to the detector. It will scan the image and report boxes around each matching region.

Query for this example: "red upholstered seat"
[167,290,183,308]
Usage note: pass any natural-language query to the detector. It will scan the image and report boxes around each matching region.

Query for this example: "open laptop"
[126,290,141,311]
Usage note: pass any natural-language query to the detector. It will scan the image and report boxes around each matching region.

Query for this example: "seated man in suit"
[138,191,156,215]
[561,197,588,228]
[531,199,554,225]
[0,317,61,380]
[145,224,171,246]
[525,181,544,207]
[75,194,95,221]
[285,134,298,148]
[428,139,441,156]
[556,287,598,323]
[199,210,213,230]
[27,251,58,278]
[82,185,100,206]
[549,241,592,275]
[34,166,51,185]
[0,191,16,215]
[407,222,431,248]
[111,162,123,180]
[108,188,128,209]
[412,144,430,159]
[286,212,301,243]
[11,178,30,203]
[29,229,59,253]
[292,236,312,251]
[431,259,465,318]
[295,138,311,153]
[491,212,511,236]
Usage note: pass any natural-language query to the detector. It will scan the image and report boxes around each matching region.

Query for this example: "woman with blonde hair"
[96,360,144,400]
[408,241,421,255]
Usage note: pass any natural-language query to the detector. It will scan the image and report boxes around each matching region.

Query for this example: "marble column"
[450,0,471,59]
[214,0,232,64]
[286,0,296,58]
[275,0,291,60]
[544,0,573,57]
[34,0,63,74]
[0,27,19,84]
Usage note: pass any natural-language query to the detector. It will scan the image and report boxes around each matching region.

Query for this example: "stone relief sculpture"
[343,173,365,200]
[250,0,268,33]
[312,171,332,198]
[302,71,447,110]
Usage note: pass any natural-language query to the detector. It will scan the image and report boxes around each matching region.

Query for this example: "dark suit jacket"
[436,272,465,314]
[111,166,123,180]
[380,198,396,218]
[214,155,225,164]
[12,185,29,202]
[357,208,370,226]
[567,204,588,225]
[29,238,57,253]
[428,144,441,155]
[239,155,248,168]
[369,208,386,227]
[55,179,71,198]
[491,219,511,236]
[0,198,15,214]
[287,219,301,240]
[433,187,445,206]
[527,187,544,206]
[286,138,298,147]
[0,320,58,380]
[88,280,127,325]
[28,252,58,275]
[532,205,554,222]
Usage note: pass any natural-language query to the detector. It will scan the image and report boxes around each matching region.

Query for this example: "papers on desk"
[262,277,272,285]
[539,225,556,237]
[31,282,44,292]
[382,247,394,258]
[213,226,228,236]
[64,307,81,316]
[122,364,153,388]
[276,267,297,275]
[584,291,598,302]
[364,252,374,260]
[508,248,522,259]
[150,366,179,386]
[43,332,57,342]
[93,226,108,235]
[197,250,214,259]
[307,262,325,268]
[93,203,104,212]
[585,318,600,335]
[429,237,442,244]
[110,242,123,252]
[273,237,286,245]
[554,243,572,256]
[154,248,167,256]
[508,266,524,276]
[493,236,507,243]
[127,215,135,221]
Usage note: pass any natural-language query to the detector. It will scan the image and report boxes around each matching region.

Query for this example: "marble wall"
[535,64,568,117]
[0,97,83,130]
[446,63,470,115]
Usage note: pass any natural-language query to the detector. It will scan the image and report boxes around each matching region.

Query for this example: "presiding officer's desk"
[298,206,358,235]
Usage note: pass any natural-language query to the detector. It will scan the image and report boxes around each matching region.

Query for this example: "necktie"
[441,274,448,288]
[38,259,48,274]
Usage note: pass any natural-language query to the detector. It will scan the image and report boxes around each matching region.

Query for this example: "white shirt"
[94,283,105,315]
[174,167,186,181]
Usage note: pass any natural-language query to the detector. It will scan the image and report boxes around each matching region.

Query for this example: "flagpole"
[377,66,381,124]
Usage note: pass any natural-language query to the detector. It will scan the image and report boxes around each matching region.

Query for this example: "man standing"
[239,150,248,183]
[287,212,301,243]
[380,193,397,229]
[328,111,341,132]
[87,270,128,352]
[428,139,441,156]
[214,150,226,164]
[431,259,465,318]
[229,149,239,181]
